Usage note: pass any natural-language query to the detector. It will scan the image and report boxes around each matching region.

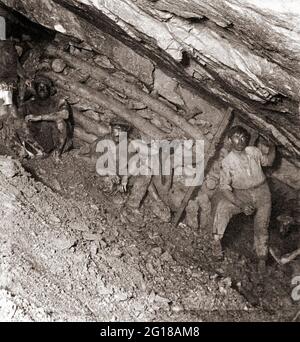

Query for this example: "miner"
[78,117,132,194]
[78,120,171,221]
[212,126,275,274]
[122,135,171,223]
[22,76,72,160]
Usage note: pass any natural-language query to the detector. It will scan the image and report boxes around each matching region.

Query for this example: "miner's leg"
[148,182,171,222]
[54,120,67,160]
[253,184,271,274]
[127,175,152,209]
[212,192,242,258]
[120,176,152,225]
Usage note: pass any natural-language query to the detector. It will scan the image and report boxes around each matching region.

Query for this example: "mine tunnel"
[0,0,299,322]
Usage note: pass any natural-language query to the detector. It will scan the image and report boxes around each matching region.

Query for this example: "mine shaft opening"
[0,3,300,321]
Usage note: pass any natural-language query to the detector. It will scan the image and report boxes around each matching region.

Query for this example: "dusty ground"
[0,143,299,322]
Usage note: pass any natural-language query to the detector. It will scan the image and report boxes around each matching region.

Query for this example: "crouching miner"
[212,126,275,274]
[22,76,72,160]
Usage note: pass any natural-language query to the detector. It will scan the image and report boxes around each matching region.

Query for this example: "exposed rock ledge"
[1,0,300,165]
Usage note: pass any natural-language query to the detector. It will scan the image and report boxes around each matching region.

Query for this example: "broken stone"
[206,133,214,141]
[146,262,156,275]
[138,109,154,120]
[71,221,89,232]
[154,69,184,107]
[0,157,19,178]
[48,214,61,224]
[160,251,174,263]
[114,292,128,302]
[128,100,147,110]
[151,247,162,257]
[170,303,184,313]
[82,233,102,241]
[203,128,211,135]
[113,44,154,86]
[148,290,156,304]
[195,118,212,127]
[15,45,23,57]
[90,204,99,211]
[81,110,101,122]
[154,294,171,305]
[205,177,218,190]
[74,127,98,145]
[51,58,66,73]
[52,236,77,250]
[218,277,232,295]
[94,55,114,69]
[90,241,99,257]
[52,179,62,192]
[111,248,124,258]
[99,239,108,249]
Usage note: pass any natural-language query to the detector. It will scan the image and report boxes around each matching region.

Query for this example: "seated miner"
[276,190,300,237]
[212,126,276,274]
[0,9,30,126]
[121,136,171,223]
[21,76,71,160]
[78,118,132,194]
[80,122,171,221]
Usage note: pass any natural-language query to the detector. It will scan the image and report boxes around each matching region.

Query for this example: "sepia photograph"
[0,0,299,325]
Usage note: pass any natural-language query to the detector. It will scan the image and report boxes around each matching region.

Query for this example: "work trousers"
[212,181,271,259]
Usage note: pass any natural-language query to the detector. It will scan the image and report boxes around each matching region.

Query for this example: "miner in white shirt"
[212,126,275,274]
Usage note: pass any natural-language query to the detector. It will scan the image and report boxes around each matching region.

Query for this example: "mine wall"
[3,5,299,226]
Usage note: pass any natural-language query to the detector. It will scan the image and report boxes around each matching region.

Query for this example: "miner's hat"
[110,117,132,131]
[34,75,53,88]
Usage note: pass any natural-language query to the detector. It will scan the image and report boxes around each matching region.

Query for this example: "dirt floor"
[0,141,299,322]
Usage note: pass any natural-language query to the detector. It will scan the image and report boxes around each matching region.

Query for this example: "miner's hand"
[121,181,128,193]
[111,175,121,185]
[243,204,255,216]
[25,78,33,87]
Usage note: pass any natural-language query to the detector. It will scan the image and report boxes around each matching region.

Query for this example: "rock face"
[1,0,300,165]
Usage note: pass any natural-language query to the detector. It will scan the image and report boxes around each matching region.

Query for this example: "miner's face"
[36,82,50,100]
[111,125,124,142]
[230,133,248,152]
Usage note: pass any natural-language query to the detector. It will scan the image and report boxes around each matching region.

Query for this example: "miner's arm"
[16,60,30,82]
[258,138,276,166]
[25,109,69,123]
[220,162,254,214]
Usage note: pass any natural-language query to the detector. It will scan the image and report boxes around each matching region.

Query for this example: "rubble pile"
[0,156,271,322]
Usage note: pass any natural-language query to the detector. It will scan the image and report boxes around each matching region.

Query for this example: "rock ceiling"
[1,0,300,165]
